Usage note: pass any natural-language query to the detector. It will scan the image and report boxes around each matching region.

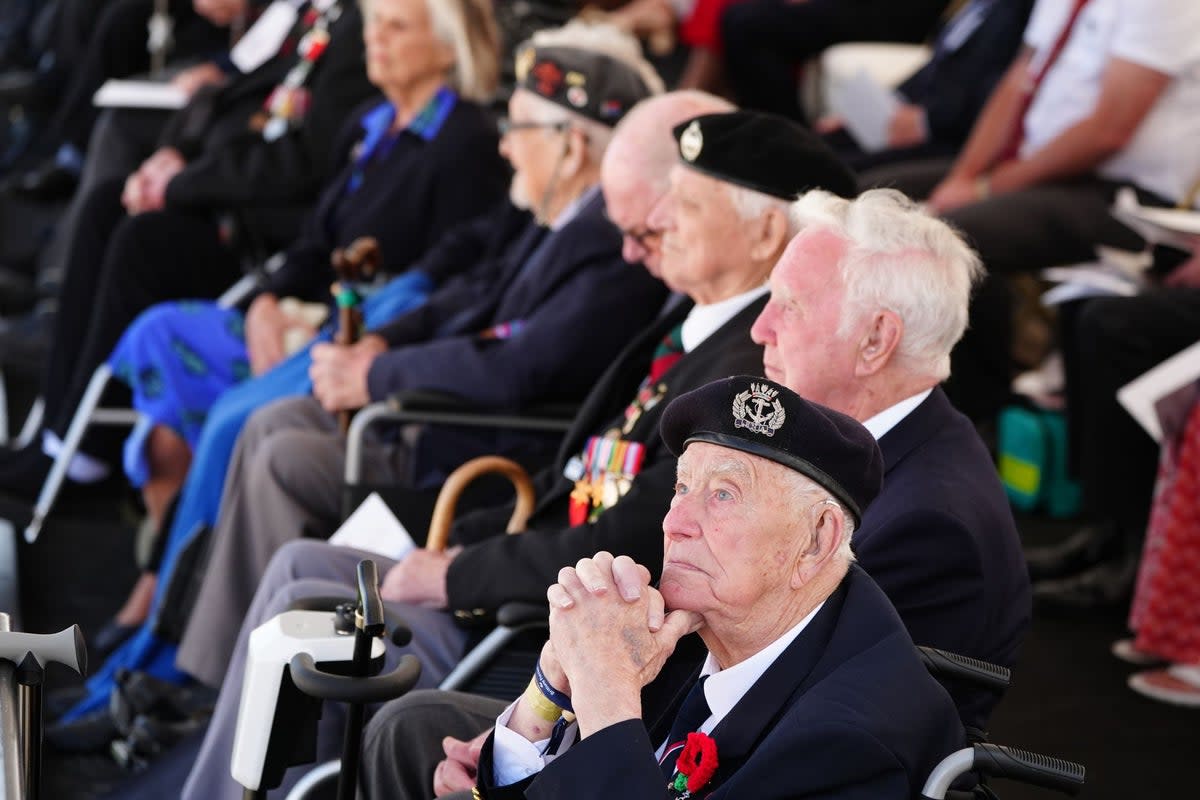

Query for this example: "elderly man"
[461,378,964,798]
[358,186,1030,800]
[170,107,856,799]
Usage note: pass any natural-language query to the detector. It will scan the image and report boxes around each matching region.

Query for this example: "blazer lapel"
[876,387,951,475]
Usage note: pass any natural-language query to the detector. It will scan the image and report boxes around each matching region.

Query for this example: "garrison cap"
[672,110,857,199]
[660,375,882,524]
[513,44,653,127]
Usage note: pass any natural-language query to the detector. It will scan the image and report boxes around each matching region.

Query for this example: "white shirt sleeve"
[1023,0,1065,51]
[490,702,580,787]
[1109,0,1200,76]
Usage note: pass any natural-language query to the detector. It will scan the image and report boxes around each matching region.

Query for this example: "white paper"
[828,69,900,153]
[1117,340,1200,443]
[93,79,187,110]
[328,492,417,561]
[1039,256,1146,305]
[231,1,299,74]
[1111,187,1200,251]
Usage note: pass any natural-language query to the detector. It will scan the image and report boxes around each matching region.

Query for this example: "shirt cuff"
[491,701,578,786]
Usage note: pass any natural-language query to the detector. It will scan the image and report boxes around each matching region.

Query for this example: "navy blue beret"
[513,44,652,127]
[672,110,857,200]
[660,376,883,523]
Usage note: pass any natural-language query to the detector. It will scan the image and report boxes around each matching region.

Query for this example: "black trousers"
[1062,288,1200,545]
[42,176,242,459]
[721,0,949,120]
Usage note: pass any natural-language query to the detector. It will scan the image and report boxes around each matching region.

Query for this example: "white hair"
[783,471,857,563]
[425,0,500,102]
[789,188,984,381]
[728,184,798,236]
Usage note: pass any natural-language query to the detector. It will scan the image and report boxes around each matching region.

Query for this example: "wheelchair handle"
[917,646,1011,691]
[921,744,1085,798]
[974,743,1085,795]
[356,560,386,637]
[288,653,422,704]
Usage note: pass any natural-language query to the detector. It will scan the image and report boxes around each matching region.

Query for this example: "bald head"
[601,91,735,277]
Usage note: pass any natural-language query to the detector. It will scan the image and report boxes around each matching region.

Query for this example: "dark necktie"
[659,676,711,780]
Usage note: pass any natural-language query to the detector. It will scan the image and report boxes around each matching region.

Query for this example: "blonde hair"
[426,0,500,101]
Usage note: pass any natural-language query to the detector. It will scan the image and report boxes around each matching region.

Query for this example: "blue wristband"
[533,660,573,713]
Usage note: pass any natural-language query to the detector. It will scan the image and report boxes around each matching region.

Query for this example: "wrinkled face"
[660,443,808,623]
[751,228,860,409]
[193,0,247,26]
[363,0,454,96]
[499,90,569,212]
[603,176,666,277]
[646,166,759,299]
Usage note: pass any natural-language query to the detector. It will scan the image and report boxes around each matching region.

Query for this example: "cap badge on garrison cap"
[680,120,703,162]
[515,47,535,82]
[732,382,786,437]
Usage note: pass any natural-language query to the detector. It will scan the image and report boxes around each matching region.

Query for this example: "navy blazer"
[362,192,667,487]
[857,387,1031,731]
[445,296,766,611]
[478,565,965,799]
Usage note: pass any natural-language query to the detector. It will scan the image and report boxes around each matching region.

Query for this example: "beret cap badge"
[679,120,703,162]
[732,383,786,437]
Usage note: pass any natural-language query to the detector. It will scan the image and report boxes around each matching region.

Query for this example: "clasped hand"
[544,551,702,737]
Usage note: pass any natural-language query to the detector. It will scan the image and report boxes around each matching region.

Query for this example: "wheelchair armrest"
[495,601,550,629]
[344,394,578,484]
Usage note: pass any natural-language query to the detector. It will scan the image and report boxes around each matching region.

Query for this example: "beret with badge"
[673,110,857,200]
[660,375,883,524]
[513,43,654,128]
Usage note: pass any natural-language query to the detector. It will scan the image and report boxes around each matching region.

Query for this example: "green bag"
[996,405,1082,518]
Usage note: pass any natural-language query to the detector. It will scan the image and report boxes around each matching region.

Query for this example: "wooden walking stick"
[330,236,381,434]
[425,456,537,551]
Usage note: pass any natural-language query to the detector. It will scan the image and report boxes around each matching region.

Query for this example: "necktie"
[620,322,684,435]
[997,0,1091,162]
[659,676,711,780]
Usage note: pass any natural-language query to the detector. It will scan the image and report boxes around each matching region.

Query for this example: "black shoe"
[45,708,119,754]
[11,159,78,202]
[1032,556,1138,612]
[0,443,54,502]
[1024,523,1123,582]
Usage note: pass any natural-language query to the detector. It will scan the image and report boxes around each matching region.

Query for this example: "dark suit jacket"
[857,387,1031,731]
[162,2,377,250]
[445,296,767,611]
[363,191,667,488]
[478,565,965,800]
[898,0,1035,145]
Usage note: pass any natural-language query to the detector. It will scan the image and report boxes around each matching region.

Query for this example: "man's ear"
[559,128,588,177]
[855,309,903,377]
[792,502,845,587]
[749,207,790,264]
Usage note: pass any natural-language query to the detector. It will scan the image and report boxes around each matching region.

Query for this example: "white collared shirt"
[860,388,932,441]
[491,601,825,786]
[680,284,768,353]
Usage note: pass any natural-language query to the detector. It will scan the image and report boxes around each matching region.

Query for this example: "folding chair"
[23,254,285,543]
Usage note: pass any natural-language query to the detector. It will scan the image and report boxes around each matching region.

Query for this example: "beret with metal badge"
[660,375,883,524]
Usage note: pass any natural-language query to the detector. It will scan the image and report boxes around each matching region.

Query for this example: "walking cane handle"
[426,456,536,551]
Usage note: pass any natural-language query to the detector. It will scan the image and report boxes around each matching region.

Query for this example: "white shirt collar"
[860,388,932,440]
[680,284,768,353]
[694,600,826,735]
[549,184,600,231]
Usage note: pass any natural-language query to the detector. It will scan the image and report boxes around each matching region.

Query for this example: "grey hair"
[789,188,984,381]
[425,0,500,102]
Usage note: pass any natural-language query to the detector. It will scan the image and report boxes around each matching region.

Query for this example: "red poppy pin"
[670,732,718,798]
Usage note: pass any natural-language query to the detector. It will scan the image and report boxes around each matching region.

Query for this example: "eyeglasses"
[497,116,570,136]
[603,209,662,250]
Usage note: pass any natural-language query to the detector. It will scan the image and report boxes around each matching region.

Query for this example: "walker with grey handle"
[0,613,88,800]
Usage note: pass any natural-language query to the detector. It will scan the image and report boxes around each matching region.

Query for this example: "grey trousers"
[360,689,505,800]
[177,395,413,686]
[182,540,471,800]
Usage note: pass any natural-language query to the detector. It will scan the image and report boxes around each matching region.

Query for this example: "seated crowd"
[0,0,1194,796]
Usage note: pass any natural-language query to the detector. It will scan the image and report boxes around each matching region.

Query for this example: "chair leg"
[15,398,43,450]
[24,366,113,543]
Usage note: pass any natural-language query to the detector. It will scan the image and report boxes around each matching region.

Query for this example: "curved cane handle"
[426,456,536,551]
